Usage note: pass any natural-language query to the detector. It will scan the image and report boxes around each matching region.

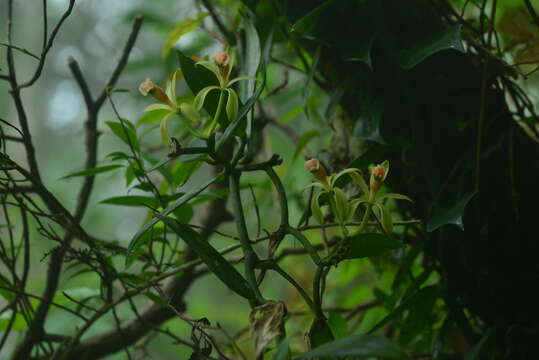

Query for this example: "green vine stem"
[286,226,322,266]
[259,260,316,313]
[264,165,289,228]
[312,265,326,319]
[229,171,264,305]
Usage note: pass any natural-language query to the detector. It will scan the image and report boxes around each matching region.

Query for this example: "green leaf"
[333,187,348,222]
[0,42,40,60]
[177,50,221,118]
[272,337,290,360]
[373,203,393,234]
[298,334,409,359]
[0,274,15,301]
[106,120,140,151]
[138,108,170,125]
[345,233,402,259]
[162,13,208,57]
[427,191,476,232]
[399,285,437,345]
[239,15,261,103]
[100,195,159,208]
[369,286,438,335]
[465,329,492,360]
[328,312,348,339]
[62,164,123,179]
[293,130,319,159]
[311,191,325,224]
[127,174,223,256]
[225,88,239,125]
[378,193,413,203]
[159,215,255,300]
[292,0,335,37]
[308,317,335,357]
[399,25,465,70]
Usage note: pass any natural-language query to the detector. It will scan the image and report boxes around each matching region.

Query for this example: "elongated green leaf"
[308,317,335,358]
[159,215,255,300]
[225,88,239,125]
[292,0,335,37]
[162,13,208,57]
[328,312,348,339]
[0,42,40,60]
[399,285,437,345]
[177,50,221,117]
[127,174,223,255]
[62,164,123,179]
[100,196,159,208]
[272,337,290,360]
[345,233,402,259]
[293,130,319,159]
[369,286,438,334]
[427,191,476,232]
[311,191,325,224]
[399,25,465,70]
[378,193,413,203]
[373,203,393,234]
[106,120,140,151]
[465,329,492,360]
[298,334,409,359]
[302,46,321,121]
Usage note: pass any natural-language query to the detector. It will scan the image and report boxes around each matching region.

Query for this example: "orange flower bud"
[212,52,229,65]
[372,165,386,181]
[139,78,155,96]
[138,78,173,107]
[369,161,389,194]
[305,158,327,182]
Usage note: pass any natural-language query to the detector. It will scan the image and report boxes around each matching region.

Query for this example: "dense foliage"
[1,0,539,359]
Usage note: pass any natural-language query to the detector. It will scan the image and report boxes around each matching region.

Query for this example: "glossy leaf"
[159,215,255,300]
[127,174,223,255]
[399,25,465,70]
[177,50,221,117]
[427,191,476,232]
[62,164,123,179]
[345,233,402,260]
[298,333,409,359]
[162,13,208,57]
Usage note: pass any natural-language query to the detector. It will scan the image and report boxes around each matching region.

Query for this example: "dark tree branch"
[524,0,539,29]
[17,0,76,89]
[200,0,236,45]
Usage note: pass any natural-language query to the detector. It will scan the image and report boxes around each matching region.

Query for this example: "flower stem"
[207,89,225,135]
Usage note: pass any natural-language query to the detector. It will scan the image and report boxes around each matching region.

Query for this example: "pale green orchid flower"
[141,70,206,145]
[194,51,256,135]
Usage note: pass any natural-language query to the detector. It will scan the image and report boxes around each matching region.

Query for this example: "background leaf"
[345,233,403,260]
[162,13,208,57]
[160,215,255,300]
[427,191,476,232]
[399,25,465,70]
[298,334,409,359]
